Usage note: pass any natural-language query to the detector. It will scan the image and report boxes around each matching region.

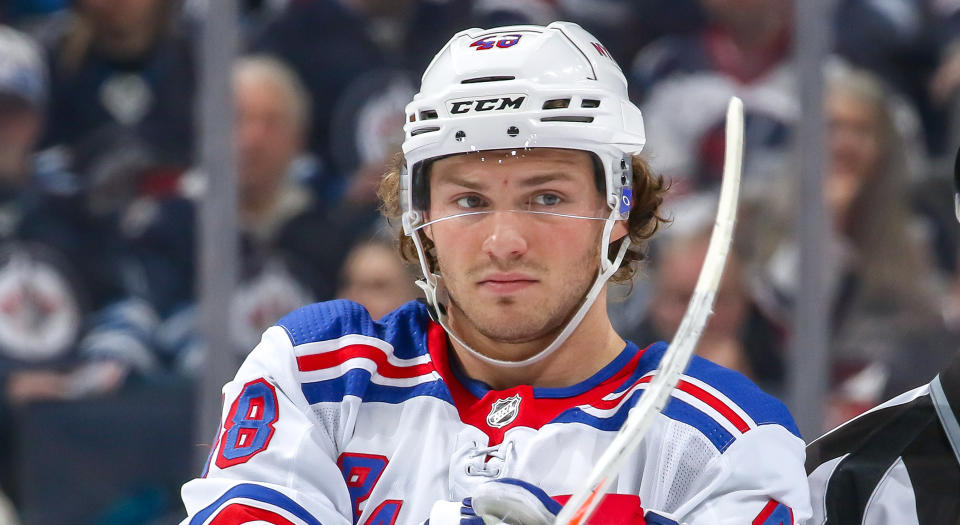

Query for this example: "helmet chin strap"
[410,209,630,368]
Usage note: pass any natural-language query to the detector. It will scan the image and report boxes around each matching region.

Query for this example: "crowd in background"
[2,0,960,522]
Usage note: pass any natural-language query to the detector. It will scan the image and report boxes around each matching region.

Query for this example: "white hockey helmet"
[401,21,644,233]
[400,21,645,367]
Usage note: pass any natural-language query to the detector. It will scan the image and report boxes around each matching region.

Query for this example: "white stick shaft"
[554,96,744,525]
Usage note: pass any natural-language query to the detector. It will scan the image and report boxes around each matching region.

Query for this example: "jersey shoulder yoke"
[620,343,801,452]
[277,299,431,359]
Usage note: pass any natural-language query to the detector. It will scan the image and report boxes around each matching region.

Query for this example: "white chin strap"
[409,208,630,368]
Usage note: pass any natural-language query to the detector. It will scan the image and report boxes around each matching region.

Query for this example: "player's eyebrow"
[433,173,487,191]
[517,172,577,187]
[434,170,577,190]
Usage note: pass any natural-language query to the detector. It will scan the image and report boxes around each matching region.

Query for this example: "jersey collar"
[425,320,646,445]
[450,340,641,400]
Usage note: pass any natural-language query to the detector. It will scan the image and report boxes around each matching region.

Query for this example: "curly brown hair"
[377,151,669,283]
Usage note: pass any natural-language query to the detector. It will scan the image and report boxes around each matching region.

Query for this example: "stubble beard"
[441,248,599,347]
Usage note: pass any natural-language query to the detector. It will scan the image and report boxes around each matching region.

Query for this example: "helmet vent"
[581,99,601,108]
[542,99,571,110]
[461,76,515,84]
[540,116,594,123]
[411,126,441,136]
[419,109,439,120]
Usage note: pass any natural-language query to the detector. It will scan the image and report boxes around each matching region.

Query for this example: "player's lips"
[477,273,538,293]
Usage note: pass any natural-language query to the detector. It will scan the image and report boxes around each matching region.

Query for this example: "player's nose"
[481,211,528,262]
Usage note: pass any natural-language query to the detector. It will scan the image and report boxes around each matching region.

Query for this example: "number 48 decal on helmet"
[469,34,522,50]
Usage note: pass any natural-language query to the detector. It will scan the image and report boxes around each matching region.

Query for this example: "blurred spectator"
[105,55,349,372]
[0,25,46,182]
[30,125,182,389]
[0,25,134,508]
[337,234,419,320]
[630,0,796,201]
[834,0,957,156]
[615,226,786,393]
[0,24,134,400]
[748,64,953,429]
[40,0,195,167]
[235,55,311,232]
[255,0,440,190]
[254,0,546,214]
[930,4,960,144]
[230,54,347,302]
[648,232,757,379]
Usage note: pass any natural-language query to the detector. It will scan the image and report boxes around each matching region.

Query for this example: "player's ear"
[610,219,628,243]
[421,224,435,242]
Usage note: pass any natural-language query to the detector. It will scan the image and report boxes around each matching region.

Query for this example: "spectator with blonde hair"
[748,63,953,428]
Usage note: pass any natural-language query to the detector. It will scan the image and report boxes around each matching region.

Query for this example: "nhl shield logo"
[486,394,522,429]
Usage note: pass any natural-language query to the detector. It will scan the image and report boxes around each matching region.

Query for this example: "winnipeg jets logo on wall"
[486,394,522,428]
[0,246,82,361]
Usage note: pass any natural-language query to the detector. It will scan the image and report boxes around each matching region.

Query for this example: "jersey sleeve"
[665,424,812,525]
[180,325,353,525]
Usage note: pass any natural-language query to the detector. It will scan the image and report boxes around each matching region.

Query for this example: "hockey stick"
[553,96,745,525]
[953,141,960,222]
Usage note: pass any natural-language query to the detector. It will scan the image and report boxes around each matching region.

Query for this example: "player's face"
[235,74,303,201]
[426,148,616,346]
[0,98,41,181]
[827,89,882,182]
[652,238,746,339]
[79,0,165,35]
[824,88,883,219]
[338,242,418,320]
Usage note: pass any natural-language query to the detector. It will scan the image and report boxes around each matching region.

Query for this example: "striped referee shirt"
[805,355,960,524]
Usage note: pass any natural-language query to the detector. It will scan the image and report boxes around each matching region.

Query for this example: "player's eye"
[531,193,562,206]
[455,195,487,209]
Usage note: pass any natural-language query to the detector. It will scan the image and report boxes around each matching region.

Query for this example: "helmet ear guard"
[399,163,417,235]
[611,153,634,221]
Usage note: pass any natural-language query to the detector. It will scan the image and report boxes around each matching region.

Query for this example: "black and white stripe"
[805,355,960,524]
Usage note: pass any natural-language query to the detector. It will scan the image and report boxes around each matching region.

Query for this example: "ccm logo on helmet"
[448,96,525,114]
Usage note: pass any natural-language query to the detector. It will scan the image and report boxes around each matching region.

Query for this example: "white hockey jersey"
[181,300,811,525]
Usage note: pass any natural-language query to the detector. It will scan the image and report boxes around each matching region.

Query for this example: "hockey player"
[803,147,960,524]
[181,22,810,525]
